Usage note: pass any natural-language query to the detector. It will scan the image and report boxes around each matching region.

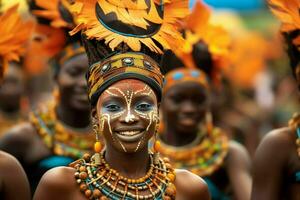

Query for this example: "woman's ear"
[91,107,98,122]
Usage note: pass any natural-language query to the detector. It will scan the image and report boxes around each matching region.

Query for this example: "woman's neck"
[56,103,91,129]
[162,125,200,147]
[0,105,20,118]
[105,145,150,179]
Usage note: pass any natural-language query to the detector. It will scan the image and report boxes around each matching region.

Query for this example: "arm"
[226,141,252,200]
[251,128,289,200]
[175,169,211,200]
[0,151,30,200]
[33,167,77,200]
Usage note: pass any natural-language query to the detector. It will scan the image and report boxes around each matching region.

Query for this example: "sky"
[190,0,265,11]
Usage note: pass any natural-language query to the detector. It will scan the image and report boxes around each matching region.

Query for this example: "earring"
[93,122,102,165]
[53,87,60,103]
[153,122,161,165]
[206,111,213,135]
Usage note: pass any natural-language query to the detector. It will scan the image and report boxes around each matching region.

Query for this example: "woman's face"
[162,82,209,135]
[95,79,158,153]
[56,53,89,111]
[0,63,24,110]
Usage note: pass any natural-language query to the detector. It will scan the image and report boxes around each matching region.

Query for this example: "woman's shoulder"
[33,166,79,200]
[175,169,210,200]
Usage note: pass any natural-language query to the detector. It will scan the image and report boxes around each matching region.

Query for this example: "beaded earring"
[53,87,60,103]
[93,122,102,165]
[206,111,213,135]
[153,123,161,165]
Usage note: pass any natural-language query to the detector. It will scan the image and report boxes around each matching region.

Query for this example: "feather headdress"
[181,1,230,68]
[32,0,74,29]
[69,0,189,54]
[165,0,231,87]
[268,0,300,48]
[23,24,66,75]
[0,4,34,79]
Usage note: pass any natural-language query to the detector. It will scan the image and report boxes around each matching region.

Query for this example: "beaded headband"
[87,52,164,106]
[58,42,86,66]
[163,68,209,93]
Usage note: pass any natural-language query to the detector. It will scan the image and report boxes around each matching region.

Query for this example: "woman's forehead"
[98,79,156,101]
[108,79,151,91]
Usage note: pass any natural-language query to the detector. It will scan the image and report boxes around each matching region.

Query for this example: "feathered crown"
[32,0,75,29]
[68,0,189,105]
[70,0,188,55]
[268,0,300,83]
[162,0,231,86]
[0,4,33,79]
[26,0,85,75]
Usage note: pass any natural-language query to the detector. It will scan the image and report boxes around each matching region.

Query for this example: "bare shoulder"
[0,151,31,200]
[0,122,36,146]
[259,127,294,147]
[34,167,78,200]
[255,127,293,161]
[0,151,22,170]
[0,122,37,156]
[227,141,251,168]
[175,169,210,200]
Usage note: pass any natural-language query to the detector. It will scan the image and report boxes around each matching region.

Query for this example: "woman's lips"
[115,130,145,142]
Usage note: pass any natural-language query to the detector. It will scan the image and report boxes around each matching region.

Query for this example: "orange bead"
[83,153,91,162]
[163,196,171,200]
[154,140,161,151]
[85,190,92,197]
[94,141,102,153]
[79,183,87,192]
[79,172,88,179]
[93,189,102,198]
[79,166,86,172]
[167,173,176,182]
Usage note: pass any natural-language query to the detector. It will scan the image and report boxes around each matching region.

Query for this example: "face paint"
[96,79,158,153]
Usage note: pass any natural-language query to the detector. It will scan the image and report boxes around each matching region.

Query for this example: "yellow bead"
[154,140,161,151]
[94,142,102,153]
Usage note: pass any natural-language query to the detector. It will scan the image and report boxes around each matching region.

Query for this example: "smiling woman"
[33,0,210,199]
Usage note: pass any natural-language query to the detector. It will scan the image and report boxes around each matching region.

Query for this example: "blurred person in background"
[0,4,32,200]
[0,0,96,193]
[252,0,300,199]
[0,61,29,136]
[158,2,252,200]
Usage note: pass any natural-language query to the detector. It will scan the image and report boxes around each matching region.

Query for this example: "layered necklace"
[30,101,95,159]
[72,152,177,200]
[288,112,300,158]
[158,127,229,177]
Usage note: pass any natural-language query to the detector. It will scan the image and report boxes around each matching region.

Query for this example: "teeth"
[117,131,141,136]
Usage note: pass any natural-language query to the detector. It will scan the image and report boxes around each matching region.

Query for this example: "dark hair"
[161,41,214,78]
[283,30,300,78]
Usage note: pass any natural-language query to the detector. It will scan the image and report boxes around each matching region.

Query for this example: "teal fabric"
[204,178,231,200]
[39,156,74,169]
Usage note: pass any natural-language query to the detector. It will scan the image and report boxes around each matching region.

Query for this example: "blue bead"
[191,70,200,77]
[173,72,184,80]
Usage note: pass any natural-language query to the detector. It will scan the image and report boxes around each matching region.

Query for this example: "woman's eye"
[105,104,121,112]
[135,103,153,111]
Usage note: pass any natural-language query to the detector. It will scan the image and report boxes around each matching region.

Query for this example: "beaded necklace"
[72,152,177,200]
[288,112,300,158]
[158,127,229,177]
[30,101,95,159]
